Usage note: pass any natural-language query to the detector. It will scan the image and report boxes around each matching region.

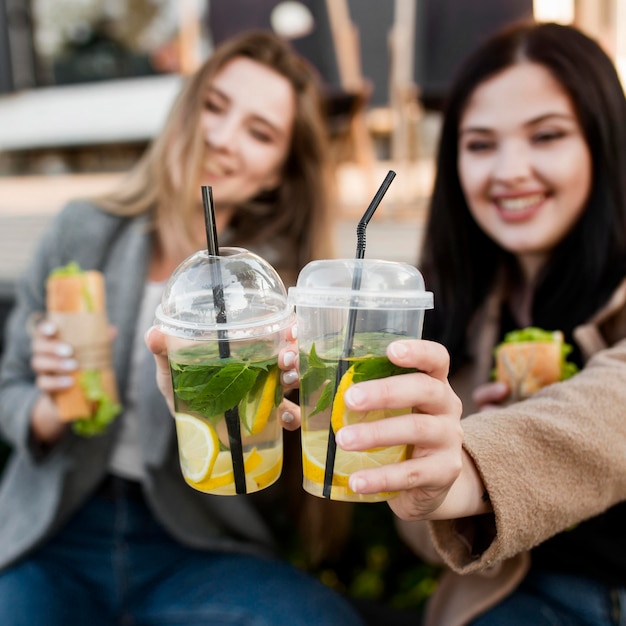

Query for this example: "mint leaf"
[273,368,284,408]
[352,357,417,383]
[311,378,336,416]
[301,343,337,415]
[175,362,258,418]
[190,363,257,416]
[171,363,221,403]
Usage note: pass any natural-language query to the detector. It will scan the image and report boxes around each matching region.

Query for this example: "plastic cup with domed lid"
[288,258,433,502]
[155,246,294,496]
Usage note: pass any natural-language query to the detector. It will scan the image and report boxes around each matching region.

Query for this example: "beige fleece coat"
[398,278,626,626]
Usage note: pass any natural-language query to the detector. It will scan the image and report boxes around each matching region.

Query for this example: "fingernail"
[55,344,73,358]
[283,351,296,368]
[389,341,408,359]
[344,385,366,408]
[58,376,75,388]
[61,359,78,371]
[292,325,298,339]
[281,411,294,424]
[282,370,299,385]
[349,476,367,493]
[40,321,56,336]
[335,427,355,448]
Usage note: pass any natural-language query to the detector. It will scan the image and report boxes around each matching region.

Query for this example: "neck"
[149,205,237,282]
[509,254,547,327]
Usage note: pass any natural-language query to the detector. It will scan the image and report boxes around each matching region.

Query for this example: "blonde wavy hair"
[97,30,335,277]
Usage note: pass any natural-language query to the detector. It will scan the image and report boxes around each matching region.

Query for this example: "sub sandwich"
[46,262,121,436]
[494,327,579,400]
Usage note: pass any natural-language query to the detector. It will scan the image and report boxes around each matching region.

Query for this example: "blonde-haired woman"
[0,31,362,626]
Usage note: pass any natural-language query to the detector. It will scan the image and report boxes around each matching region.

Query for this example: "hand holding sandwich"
[29,320,80,444]
[29,262,121,442]
[473,327,579,410]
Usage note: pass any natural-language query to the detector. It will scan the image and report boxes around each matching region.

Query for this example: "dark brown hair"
[420,21,626,369]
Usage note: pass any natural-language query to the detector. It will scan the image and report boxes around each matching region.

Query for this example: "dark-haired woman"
[290,21,626,626]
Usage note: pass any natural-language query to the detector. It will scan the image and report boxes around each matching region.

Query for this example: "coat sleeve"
[427,338,626,574]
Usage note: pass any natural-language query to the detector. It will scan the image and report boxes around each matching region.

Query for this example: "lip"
[492,192,547,223]
[203,158,233,179]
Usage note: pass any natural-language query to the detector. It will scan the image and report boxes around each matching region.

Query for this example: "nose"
[492,140,532,183]
[204,113,239,150]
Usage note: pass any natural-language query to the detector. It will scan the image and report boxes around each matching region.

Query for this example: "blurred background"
[1,0,625,299]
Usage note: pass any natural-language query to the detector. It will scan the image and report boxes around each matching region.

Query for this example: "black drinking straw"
[322,170,397,498]
[202,186,247,495]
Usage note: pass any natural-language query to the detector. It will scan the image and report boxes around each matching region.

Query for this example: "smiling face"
[198,56,296,212]
[458,62,592,281]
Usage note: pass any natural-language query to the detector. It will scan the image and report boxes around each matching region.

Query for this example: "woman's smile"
[458,62,592,278]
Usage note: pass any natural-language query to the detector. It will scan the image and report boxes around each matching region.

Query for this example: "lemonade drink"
[155,246,294,497]
[289,257,433,502]
[299,331,414,502]
[169,340,283,495]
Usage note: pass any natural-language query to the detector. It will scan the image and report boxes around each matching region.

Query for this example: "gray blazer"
[0,201,276,572]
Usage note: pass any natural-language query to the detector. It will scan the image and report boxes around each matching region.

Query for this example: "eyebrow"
[460,112,577,135]
[204,86,286,138]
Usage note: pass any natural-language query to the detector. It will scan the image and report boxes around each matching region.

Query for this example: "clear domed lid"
[288,258,433,310]
[155,247,293,340]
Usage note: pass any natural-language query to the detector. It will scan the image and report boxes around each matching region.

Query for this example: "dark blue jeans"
[471,570,626,626]
[0,481,363,626]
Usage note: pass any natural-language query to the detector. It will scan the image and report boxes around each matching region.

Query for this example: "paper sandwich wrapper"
[46,270,119,422]
[495,339,562,401]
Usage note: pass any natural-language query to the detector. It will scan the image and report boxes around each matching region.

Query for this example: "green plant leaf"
[352,357,417,383]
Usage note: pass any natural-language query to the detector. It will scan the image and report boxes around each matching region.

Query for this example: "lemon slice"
[239,367,279,435]
[330,366,408,435]
[194,447,263,491]
[301,429,407,488]
[302,430,349,487]
[251,447,283,490]
[175,413,219,482]
[330,365,355,433]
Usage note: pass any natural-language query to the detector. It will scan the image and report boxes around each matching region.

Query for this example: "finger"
[336,411,457,452]
[278,346,298,372]
[285,323,298,343]
[38,320,58,338]
[344,371,459,415]
[278,397,301,430]
[347,449,462,499]
[151,353,175,415]
[35,373,75,393]
[31,336,74,359]
[472,381,509,407]
[144,326,168,356]
[27,313,52,339]
[31,353,78,377]
[281,368,299,389]
[387,340,451,380]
